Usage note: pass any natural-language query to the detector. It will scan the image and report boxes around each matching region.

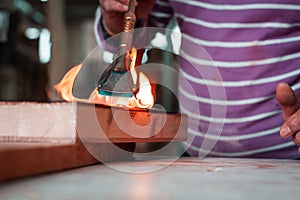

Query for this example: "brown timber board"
[0,102,187,143]
[0,142,135,181]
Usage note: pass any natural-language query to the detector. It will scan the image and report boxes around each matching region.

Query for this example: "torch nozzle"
[97,0,137,97]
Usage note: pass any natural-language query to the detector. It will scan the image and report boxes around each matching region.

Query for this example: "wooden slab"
[0,102,186,180]
[0,102,187,143]
[76,103,187,143]
[0,142,135,181]
[0,102,76,143]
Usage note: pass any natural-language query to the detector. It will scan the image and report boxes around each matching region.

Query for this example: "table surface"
[1,157,300,200]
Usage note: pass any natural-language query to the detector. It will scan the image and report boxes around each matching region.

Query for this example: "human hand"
[100,0,130,35]
[276,82,300,153]
[100,0,156,35]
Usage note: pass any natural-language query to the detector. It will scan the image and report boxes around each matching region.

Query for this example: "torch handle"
[113,0,137,71]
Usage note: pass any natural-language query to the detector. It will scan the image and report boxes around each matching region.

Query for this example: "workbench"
[1,157,299,199]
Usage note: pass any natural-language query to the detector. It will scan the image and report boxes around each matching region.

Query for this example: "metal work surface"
[1,157,300,200]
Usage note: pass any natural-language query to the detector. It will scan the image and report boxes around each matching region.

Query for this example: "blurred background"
[0,0,98,101]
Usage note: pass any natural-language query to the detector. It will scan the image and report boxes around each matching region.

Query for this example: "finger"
[293,132,300,146]
[294,131,300,147]
[280,109,300,138]
[276,82,300,121]
[101,0,129,12]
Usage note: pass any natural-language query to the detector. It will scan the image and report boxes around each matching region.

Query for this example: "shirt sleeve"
[94,7,104,45]
[94,7,119,51]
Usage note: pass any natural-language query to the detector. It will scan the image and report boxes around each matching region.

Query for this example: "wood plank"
[0,142,135,181]
[76,103,187,143]
[0,102,187,143]
[0,102,76,143]
[0,102,186,180]
[0,102,187,180]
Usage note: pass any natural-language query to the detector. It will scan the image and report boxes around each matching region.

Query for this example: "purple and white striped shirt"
[96,0,300,158]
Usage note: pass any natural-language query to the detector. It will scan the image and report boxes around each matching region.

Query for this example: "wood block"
[0,142,135,181]
[0,102,76,143]
[0,102,187,143]
[77,103,187,143]
[0,102,186,180]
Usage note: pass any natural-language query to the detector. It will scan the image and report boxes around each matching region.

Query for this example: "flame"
[54,64,85,102]
[55,48,154,109]
[129,72,154,108]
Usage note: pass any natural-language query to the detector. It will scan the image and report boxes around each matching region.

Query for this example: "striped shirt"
[95,0,300,158]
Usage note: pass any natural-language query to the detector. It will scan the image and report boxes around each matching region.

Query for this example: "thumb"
[276,82,300,121]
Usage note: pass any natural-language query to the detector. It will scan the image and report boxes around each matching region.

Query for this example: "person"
[95,0,300,158]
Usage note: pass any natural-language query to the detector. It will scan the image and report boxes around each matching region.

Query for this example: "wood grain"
[0,102,187,180]
[77,103,187,143]
[0,142,135,181]
[0,102,76,143]
[0,102,187,143]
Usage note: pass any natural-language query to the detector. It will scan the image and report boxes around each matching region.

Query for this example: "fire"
[55,48,154,109]
[54,64,84,102]
[130,72,154,108]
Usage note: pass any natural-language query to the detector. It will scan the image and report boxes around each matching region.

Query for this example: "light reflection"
[38,28,51,64]
[25,27,40,40]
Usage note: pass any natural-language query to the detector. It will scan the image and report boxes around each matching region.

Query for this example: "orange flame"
[130,72,154,108]
[55,48,154,109]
